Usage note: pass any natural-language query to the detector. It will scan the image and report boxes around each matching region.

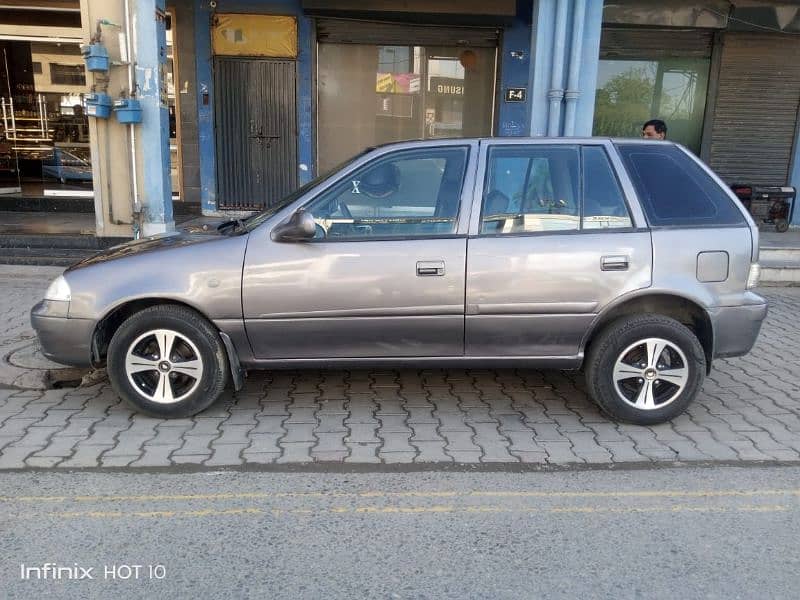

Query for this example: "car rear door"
[465,139,652,359]
[242,141,477,359]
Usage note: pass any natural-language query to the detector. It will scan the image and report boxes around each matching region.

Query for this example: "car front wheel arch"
[92,298,218,366]
[106,304,230,417]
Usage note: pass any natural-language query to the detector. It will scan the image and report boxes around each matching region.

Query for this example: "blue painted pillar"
[563,0,586,136]
[573,0,603,136]
[790,123,800,227]
[497,1,533,137]
[547,0,569,136]
[195,1,216,214]
[134,0,174,235]
[530,0,556,137]
[529,0,603,137]
[296,13,314,183]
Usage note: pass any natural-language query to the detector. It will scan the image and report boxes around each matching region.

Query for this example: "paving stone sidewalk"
[1,266,800,469]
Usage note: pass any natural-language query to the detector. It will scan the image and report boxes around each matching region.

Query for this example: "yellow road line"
[34,503,791,520]
[2,489,799,504]
[49,507,266,519]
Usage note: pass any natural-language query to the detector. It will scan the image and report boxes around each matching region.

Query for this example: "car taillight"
[746,263,760,289]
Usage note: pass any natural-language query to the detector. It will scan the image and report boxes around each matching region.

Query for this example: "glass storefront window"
[593,58,710,153]
[318,43,495,171]
[0,18,182,205]
[165,12,182,200]
[1,41,92,197]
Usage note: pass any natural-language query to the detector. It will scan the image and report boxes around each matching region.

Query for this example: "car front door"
[242,142,476,359]
[465,140,652,359]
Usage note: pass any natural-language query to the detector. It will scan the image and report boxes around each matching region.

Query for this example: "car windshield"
[242,149,373,232]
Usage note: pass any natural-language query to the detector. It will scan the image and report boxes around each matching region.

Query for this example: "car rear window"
[616,144,746,227]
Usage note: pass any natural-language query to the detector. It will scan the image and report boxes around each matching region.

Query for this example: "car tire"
[585,314,705,425]
[107,305,229,418]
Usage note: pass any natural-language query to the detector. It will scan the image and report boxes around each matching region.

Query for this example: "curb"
[2,459,799,474]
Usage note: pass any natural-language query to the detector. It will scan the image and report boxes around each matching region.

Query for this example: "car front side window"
[305,147,468,240]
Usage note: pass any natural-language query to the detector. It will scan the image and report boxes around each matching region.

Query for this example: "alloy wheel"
[124,328,203,404]
[612,337,689,411]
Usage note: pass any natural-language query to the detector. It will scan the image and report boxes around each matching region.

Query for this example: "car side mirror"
[271,209,317,242]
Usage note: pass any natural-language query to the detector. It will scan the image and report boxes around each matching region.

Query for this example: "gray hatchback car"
[31,138,767,424]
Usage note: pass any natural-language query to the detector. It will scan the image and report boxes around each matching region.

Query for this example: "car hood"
[66,227,236,271]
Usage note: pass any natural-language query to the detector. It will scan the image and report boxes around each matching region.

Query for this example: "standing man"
[642,119,667,140]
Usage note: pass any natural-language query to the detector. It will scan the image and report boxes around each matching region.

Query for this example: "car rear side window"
[481,145,581,234]
[617,144,746,227]
[582,146,632,230]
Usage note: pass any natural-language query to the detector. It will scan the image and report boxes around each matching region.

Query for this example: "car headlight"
[44,275,72,302]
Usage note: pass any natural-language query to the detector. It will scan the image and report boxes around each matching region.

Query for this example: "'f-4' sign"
[504,88,527,102]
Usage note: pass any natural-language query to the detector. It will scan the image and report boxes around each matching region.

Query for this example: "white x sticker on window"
[351,180,361,194]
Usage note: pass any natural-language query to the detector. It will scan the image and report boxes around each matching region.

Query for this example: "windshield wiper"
[217,218,248,234]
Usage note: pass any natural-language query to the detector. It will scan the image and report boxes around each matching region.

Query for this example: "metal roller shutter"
[215,58,297,209]
[709,33,800,186]
[600,28,714,59]
[315,18,500,47]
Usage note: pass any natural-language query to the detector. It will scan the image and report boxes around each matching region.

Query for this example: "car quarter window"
[616,143,747,227]
[305,147,468,240]
[481,145,580,234]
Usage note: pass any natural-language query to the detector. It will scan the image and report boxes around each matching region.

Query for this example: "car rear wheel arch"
[582,293,713,373]
[584,313,706,424]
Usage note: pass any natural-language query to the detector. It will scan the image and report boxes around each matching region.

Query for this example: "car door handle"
[601,255,629,271]
[417,261,445,276]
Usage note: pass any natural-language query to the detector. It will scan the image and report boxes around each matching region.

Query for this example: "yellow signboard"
[376,73,395,93]
[375,73,421,94]
[212,14,297,58]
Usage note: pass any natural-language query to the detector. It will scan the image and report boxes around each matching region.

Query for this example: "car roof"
[369,137,677,149]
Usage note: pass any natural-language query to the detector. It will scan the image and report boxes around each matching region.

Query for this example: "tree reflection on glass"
[593,59,710,154]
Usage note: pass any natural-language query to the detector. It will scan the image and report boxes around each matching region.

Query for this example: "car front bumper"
[30,300,94,367]
[709,295,769,359]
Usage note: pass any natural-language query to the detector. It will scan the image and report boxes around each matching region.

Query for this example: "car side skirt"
[237,355,583,371]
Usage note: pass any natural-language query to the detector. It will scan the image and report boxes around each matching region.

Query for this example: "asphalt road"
[2,465,799,599]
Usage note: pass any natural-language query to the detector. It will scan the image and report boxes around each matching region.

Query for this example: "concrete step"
[0,235,115,267]
[0,255,80,267]
[760,246,800,263]
[0,196,200,215]
[0,247,92,267]
[760,260,800,286]
[2,247,92,258]
[758,241,800,285]
[0,233,128,250]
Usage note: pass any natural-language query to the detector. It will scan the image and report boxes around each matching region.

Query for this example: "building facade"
[2,1,800,235]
